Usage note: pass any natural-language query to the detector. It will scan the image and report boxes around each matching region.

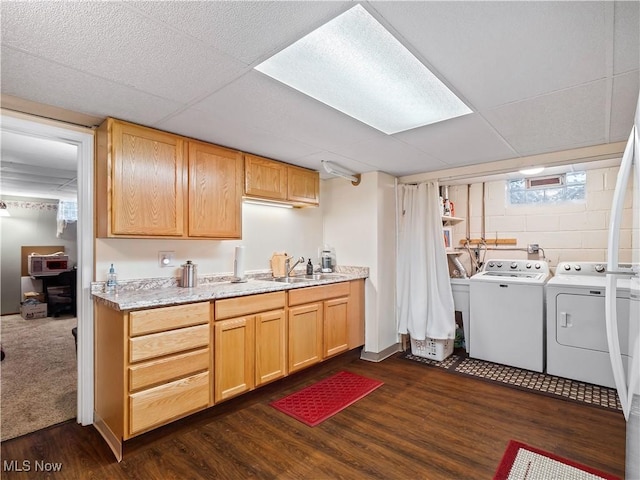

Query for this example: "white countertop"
[92,266,368,311]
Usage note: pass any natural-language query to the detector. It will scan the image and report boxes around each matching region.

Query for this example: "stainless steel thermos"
[181,260,197,287]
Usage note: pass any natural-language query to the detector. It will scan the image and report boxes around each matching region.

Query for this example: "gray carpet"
[0,313,77,441]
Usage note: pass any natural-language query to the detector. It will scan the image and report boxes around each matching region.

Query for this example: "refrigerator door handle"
[605,125,636,421]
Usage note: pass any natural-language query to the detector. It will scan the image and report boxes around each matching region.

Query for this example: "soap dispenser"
[306,258,313,275]
[106,264,117,294]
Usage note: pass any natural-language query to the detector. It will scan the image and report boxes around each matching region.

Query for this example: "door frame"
[1,110,95,425]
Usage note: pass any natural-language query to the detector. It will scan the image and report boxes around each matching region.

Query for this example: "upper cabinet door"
[111,120,185,236]
[244,154,288,201]
[287,165,319,205]
[188,141,243,239]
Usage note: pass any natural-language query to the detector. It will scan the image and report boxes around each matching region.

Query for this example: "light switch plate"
[159,251,175,267]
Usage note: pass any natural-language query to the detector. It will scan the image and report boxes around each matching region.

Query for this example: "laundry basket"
[410,337,453,361]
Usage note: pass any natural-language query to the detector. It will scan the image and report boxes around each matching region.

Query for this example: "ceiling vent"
[526,175,564,189]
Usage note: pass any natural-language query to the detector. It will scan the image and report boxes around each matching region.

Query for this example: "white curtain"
[397,182,455,340]
[56,200,78,237]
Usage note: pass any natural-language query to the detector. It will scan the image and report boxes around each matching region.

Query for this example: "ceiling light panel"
[255,5,472,135]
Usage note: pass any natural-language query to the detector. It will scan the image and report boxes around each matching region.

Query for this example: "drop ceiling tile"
[483,81,608,156]
[1,48,183,125]
[373,1,608,109]
[157,106,320,163]
[334,135,447,177]
[610,71,640,141]
[126,1,352,65]
[613,1,640,75]
[395,114,518,166]
[191,71,376,151]
[0,1,246,103]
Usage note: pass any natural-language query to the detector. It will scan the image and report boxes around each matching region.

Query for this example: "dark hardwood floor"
[1,349,626,479]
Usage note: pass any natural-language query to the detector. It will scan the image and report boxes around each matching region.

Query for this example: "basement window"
[508,172,586,205]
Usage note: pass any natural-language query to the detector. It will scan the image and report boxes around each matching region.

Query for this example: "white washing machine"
[470,259,551,372]
[546,261,631,388]
[450,278,470,353]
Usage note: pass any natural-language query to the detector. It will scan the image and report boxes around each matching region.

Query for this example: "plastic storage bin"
[410,337,453,361]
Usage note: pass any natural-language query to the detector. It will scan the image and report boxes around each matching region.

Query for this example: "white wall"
[446,163,633,275]
[95,202,324,281]
[322,172,398,356]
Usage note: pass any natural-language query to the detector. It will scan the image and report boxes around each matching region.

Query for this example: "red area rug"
[270,371,383,427]
[494,440,620,480]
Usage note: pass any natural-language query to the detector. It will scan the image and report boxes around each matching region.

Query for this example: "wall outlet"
[527,244,539,254]
[158,251,175,267]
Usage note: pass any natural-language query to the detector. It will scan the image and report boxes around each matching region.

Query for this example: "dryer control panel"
[556,261,609,276]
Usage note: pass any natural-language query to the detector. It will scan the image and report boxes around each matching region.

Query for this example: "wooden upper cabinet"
[188,141,243,239]
[97,118,185,237]
[244,154,319,207]
[287,165,319,206]
[96,118,243,239]
[244,154,287,201]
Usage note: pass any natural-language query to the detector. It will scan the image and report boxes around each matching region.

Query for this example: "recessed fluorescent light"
[519,167,545,175]
[255,5,472,135]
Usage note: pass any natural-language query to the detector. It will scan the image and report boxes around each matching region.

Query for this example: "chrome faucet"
[286,256,305,277]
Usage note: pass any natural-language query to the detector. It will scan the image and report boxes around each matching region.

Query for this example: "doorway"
[0,111,94,430]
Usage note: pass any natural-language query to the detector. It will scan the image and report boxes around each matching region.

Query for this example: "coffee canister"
[181,260,197,287]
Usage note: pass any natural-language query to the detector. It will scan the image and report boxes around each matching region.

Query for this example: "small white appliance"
[27,253,70,276]
[546,262,630,388]
[469,259,551,372]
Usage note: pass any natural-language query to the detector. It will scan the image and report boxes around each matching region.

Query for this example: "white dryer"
[546,261,631,388]
[470,259,551,372]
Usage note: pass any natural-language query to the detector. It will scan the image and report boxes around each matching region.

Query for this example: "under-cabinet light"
[255,5,472,134]
[243,199,294,209]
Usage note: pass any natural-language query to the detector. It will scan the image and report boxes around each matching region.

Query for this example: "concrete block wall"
[446,165,633,275]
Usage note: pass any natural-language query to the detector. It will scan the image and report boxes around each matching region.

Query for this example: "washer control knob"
[496,262,503,268]
[488,262,495,268]
[574,265,582,271]
[595,264,605,273]
[510,262,518,269]
[535,263,541,269]
[526,263,532,269]
[564,264,571,271]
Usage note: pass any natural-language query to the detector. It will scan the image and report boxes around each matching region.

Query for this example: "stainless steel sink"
[267,273,344,283]
[301,274,340,280]
[269,277,310,283]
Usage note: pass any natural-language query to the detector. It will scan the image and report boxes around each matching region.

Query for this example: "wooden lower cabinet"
[214,292,287,403]
[288,282,354,373]
[288,303,323,373]
[214,316,255,402]
[129,371,209,435]
[94,301,212,462]
[323,297,349,358]
[94,280,365,461]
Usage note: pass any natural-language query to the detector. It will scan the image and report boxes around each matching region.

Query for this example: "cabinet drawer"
[129,324,210,363]
[129,371,209,436]
[215,292,285,320]
[129,302,210,336]
[129,348,210,391]
[288,282,350,306]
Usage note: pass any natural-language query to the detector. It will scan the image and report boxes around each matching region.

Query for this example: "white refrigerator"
[606,92,640,479]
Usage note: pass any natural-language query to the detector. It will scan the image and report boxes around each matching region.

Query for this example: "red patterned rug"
[494,440,620,480]
[270,371,383,427]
